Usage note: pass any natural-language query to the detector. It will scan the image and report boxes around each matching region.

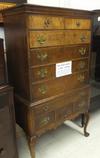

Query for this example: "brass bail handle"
[39,85,47,94]
[44,18,51,27]
[80,35,86,42]
[79,48,86,56]
[38,68,48,78]
[78,74,85,82]
[37,36,46,44]
[37,52,48,61]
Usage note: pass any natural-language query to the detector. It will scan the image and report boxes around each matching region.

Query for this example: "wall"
[27,0,100,10]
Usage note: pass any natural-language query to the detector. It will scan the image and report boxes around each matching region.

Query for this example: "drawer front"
[34,92,74,115]
[65,30,91,44]
[28,15,64,29]
[0,106,11,136]
[35,112,55,130]
[32,71,89,101]
[29,31,64,48]
[31,59,88,82]
[30,45,89,66]
[0,132,16,158]
[34,85,90,115]
[65,18,91,29]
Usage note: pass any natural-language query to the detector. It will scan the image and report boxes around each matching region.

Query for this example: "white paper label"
[56,61,72,77]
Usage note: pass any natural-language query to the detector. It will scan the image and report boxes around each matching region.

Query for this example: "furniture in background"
[3,4,92,158]
[92,10,100,81]
[0,38,18,158]
[0,2,16,23]
[0,0,31,23]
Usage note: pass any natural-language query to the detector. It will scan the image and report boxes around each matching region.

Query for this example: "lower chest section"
[29,86,90,136]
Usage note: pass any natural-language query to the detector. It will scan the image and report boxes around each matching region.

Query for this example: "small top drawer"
[28,15,64,30]
[65,18,91,30]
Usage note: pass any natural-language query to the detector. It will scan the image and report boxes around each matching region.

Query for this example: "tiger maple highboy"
[3,4,92,158]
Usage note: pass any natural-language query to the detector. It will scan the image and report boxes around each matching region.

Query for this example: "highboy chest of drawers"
[3,4,92,158]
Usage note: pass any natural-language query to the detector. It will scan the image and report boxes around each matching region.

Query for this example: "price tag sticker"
[56,61,72,78]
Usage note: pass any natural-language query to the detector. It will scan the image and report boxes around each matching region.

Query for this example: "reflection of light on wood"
[98,16,100,21]
[0,3,16,23]
[0,3,16,10]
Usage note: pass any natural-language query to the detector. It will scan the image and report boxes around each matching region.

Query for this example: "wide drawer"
[65,18,91,29]
[28,15,64,29]
[30,45,90,66]
[65,30,91,44]
[34,91,74,115]
[29,30,91,48]
[31,71,89,101]
[30,59,89,82]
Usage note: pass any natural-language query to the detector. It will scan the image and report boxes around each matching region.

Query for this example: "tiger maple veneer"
[3,4,92,158]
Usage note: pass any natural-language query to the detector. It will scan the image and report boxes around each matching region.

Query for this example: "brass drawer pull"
[0,148,5,156]
[40,116,50,125]
[80,35,86,42]
[37,36,46,44]
[78,74,85,82]
[37,68,48,78]
[43,106,49,112]
[37,52,48,61]
[39,85,47,94]
[79,48,86,56]
[79,61,86,69]
[44,18,51,27]
[76,21,80,27]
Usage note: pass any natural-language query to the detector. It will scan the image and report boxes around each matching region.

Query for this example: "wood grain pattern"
[65,18,91,29]
[29,30,91,48]
[30,45,89,66]
[2,4,92,158]
[28,15,64,29]
[30,59,89,82]
[31,71,89,101]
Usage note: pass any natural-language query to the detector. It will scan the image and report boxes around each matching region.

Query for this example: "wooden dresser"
[3,4,92,158]
[0,39,18,158]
